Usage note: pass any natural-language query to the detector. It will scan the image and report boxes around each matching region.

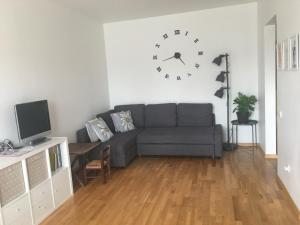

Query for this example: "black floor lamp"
[213,54,237,151]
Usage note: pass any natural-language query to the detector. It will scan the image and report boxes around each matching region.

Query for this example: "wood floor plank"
[41,148,300,225]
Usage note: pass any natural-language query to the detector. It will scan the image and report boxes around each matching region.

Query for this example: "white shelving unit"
[0,137,73,225]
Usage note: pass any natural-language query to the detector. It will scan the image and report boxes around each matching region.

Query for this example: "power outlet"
[284,165,291,173]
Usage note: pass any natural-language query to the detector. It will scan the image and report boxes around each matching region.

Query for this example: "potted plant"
[233,92,257,124]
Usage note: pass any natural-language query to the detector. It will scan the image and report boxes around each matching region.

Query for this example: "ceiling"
[52,0,257,23]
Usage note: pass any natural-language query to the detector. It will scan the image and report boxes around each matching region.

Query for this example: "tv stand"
[29,137,49,146]
[0,137,73,225]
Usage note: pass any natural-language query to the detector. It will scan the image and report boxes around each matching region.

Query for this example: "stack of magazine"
[49,145,62,174]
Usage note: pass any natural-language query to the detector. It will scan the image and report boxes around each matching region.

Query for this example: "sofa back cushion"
[145,103,177,128]
[76,128,91,143]
[96,110,115,132]
[177,103,214,127]
[114,104,145,128]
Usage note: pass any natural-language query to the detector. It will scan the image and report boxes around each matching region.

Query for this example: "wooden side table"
[69,142,101,187]
[231,120,258,149]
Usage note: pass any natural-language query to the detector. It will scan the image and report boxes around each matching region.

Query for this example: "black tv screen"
[15,100,51,140]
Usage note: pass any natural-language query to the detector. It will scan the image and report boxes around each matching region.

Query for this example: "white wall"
[258,0,300,210]
[104,3,259,143]
[0,0,110,143]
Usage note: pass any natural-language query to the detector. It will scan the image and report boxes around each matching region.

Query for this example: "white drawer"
[30,180,52,204]
[2,195,32,225]
[6,215,32,225]
[52,168,71,207]
[32,196,54,225]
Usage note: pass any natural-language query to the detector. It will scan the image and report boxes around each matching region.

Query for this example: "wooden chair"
[83,145,111,184]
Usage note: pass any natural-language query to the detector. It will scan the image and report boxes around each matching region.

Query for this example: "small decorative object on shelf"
[233,92,257,124]
[0,139,27,157]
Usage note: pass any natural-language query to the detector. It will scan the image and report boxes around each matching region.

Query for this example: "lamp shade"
[212,55,224,66]
[216,71,227,83]
[214,87,225,98]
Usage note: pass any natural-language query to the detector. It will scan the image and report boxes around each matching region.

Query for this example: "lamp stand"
[223,54,237,151]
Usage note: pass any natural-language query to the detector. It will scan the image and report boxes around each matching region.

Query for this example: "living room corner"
[1,0,300,225]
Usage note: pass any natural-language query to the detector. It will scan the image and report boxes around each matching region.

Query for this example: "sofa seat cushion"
[108,129,142,151]
[137,127,214,145]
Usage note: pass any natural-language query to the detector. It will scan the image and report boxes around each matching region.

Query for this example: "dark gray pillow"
[96,110,115,133]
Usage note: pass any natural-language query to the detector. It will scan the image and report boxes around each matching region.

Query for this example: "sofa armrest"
[212,114,216,126]
[76,128,91,143]
[214,124,223,157]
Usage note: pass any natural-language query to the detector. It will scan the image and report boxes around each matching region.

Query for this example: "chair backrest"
[101,145,111,167]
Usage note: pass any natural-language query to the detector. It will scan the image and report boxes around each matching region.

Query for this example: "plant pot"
[237,112,250,124]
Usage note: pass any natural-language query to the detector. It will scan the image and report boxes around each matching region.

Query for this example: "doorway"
[263,16,277,155]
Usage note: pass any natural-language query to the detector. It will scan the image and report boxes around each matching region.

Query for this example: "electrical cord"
[0,139,14,152]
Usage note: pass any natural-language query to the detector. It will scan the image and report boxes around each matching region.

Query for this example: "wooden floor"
[42,147,300,225]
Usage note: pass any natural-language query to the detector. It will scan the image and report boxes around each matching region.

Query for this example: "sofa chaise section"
[77,107,145,167]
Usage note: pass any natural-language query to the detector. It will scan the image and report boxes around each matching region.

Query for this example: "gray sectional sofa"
[77,103,223,167]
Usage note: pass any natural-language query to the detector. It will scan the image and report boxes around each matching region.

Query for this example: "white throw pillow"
[110,111,135,133]
[85,118,113,142]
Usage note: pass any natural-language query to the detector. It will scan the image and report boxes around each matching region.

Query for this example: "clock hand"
[179,58,185,65]
[162,56,175,61]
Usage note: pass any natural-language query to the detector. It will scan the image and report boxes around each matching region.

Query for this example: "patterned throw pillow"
[110,111,135,133]
[85,118,114,142]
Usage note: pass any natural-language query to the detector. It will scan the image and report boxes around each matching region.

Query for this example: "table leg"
[252,125,254,150]
[255,124,258,148]
[71,156,84,187]
[252,125,255,158]
[236,125,238,147]
[231,124,234,150]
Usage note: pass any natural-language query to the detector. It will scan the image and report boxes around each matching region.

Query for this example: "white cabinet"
[32,195,54,224]
[0,138,73,225]
[52,169,71,208]
[30,180,52,204]
[30,180,54,224]
[1,195,32,225]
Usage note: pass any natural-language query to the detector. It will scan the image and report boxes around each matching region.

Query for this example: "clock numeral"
[157,67,162,72]
[174,30,180,35]
[185,31,189,36]
[198,51,204,56]
[165,74,169,79]
[187,73,192,77]
[195,63,200,69]
[177,76,181,81]
[163,34,168,39]
[153,55,158,60]
[155,43,160,48]
[194,38,199,43]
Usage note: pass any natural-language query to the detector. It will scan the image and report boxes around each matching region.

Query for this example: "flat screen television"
[15,100,51,145]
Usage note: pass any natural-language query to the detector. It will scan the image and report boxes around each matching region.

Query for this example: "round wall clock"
[153,30,204,81]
